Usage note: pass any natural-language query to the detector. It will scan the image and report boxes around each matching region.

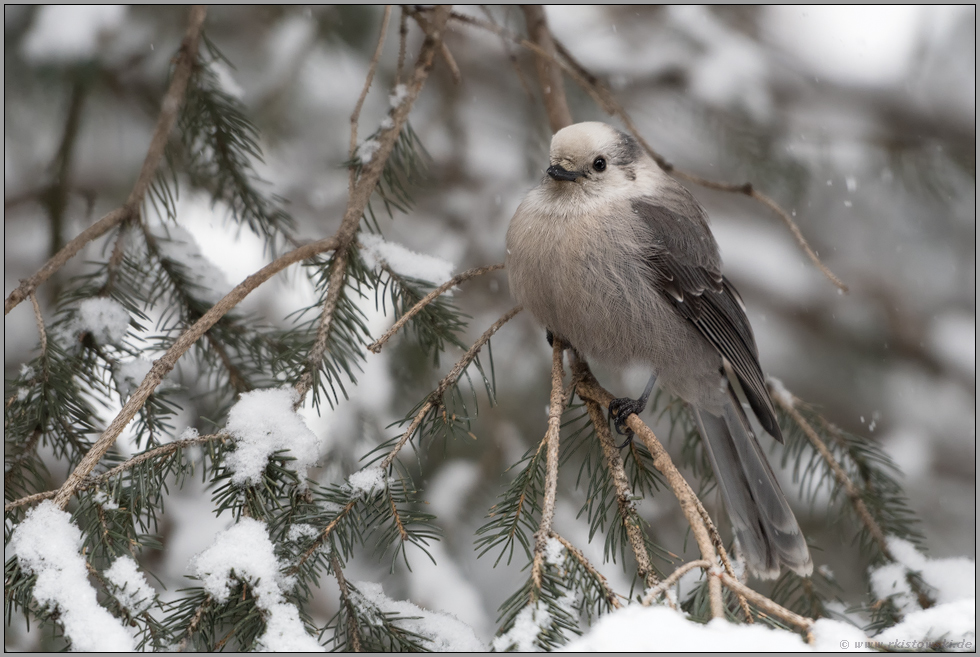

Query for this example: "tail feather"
[693,387,812,579]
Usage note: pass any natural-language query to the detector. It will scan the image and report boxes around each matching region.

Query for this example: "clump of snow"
[191,518,322,652]
[22,5,126,63]
[104,556,155,616]
[73,297,131,345]
[870,537,975,613]
[867,537,975,649]
[767,376,794,409]
[357,139,382,163]
[359,233,454,285]
[347,467,386,497]
[224,388,320,486]
[286,523,320,542]
[561,604,810,652]
[810,618,873,651]
[351,580,485,652]
[493,601,552,652]
[114,358,154,398]
[543,536,566,567]
[874,599,975,650]
[9,502,135,651]
[389,83,409,108]
[379,116,395,131]
[152,224,231,304]
[93,490,119,511]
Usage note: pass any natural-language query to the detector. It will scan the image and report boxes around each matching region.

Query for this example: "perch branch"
[642,559,710,607]
[573,360,724,619]
[530,339,567,594]
[583,393,659,588]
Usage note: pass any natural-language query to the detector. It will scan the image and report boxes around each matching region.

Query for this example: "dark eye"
[593,157,607,172]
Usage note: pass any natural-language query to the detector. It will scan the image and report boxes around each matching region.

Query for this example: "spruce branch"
[4,6,208,316]
[331,554,364,653]
[719,572,814,637]
[550,532,623,610]
[642,559,711,607]
[582,397,660,589]
[377,305,522,473]
[295,5,453,405]
[367,263,504,354]
[348,6,394,196]
[573,359,725,619]
[50,236,339,509]
[530,339,569,596]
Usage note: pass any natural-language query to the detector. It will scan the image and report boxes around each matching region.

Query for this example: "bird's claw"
[609,397,645,447]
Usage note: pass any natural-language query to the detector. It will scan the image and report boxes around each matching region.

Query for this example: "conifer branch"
[367,263,504,354]
[295,5,452,405]
[378,305,522,473]
[51,236,340,509]
[4,6,208,316]
[530,340,568,595]
[582,392,659,588]
[573,360,725,619]
[776,391,889,558]
[642,559,711,607]
[28,293,47,362]
[4,433,225,512]
[332,554,364,653]
[349,6,393,195]
[551,532,622,610]
[719,572,814,636]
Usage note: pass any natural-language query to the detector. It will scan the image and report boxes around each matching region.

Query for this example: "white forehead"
[549,122,621,158]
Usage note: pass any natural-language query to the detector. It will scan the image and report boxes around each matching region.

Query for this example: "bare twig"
[520,6,572,133]
[295,5,452,405]
[530,339,567,594]
[642,559,711,607]
[574,362,724,619]
[719,572,814,635]
[481,6,534,101]
[367,263,504,353]
[583,393,659,588]
[332,554,363,652]
[551,532,623,610]
[4,6,207,316]
[50,236,340,509]
[693,495,753,621]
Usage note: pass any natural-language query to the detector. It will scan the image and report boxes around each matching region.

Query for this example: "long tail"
[692,387,812,579]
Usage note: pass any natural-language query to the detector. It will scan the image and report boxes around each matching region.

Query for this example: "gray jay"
[506,121,812,579]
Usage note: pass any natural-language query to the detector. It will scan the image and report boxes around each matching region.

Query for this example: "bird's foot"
[608,396,646,447]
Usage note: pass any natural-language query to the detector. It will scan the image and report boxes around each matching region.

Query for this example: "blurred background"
[4,5,975,645]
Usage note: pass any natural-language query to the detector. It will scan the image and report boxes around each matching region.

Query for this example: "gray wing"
[633,198,783,442]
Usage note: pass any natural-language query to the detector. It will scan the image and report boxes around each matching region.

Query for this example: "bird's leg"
[609,374,657,447]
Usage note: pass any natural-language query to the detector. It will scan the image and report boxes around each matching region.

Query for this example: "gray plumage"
[506,121,812,579]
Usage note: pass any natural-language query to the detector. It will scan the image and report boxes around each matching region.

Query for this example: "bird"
[505,121,812,579]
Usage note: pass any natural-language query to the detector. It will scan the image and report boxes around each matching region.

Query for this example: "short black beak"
[547,164,582,182]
